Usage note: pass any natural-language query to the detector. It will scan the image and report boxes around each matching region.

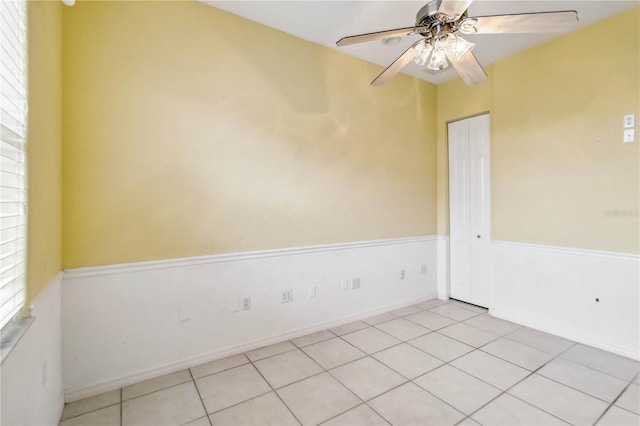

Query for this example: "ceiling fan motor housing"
[416,0,467,39]
[415,0,442,25]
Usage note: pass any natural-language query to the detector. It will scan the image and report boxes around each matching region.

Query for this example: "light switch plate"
[624,128,635,143]
[624,114,635,129]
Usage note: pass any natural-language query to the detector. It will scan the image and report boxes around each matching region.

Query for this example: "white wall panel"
[62,237,438,401]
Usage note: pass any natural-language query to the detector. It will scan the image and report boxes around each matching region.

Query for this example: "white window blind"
[0,0,27,330]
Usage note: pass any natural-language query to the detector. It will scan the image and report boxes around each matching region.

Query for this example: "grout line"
[290,330,337,349]
[58,402,122,423]
[245,344,299,363]
[320,403,392,426]
[592,380,639,425]
[120,388,123,426]
[205,388,275,417]
[189,369,212,425]
[246,342,304,426]
[190,360,252,381]
[462,342,578,424]
[120,376,194,403]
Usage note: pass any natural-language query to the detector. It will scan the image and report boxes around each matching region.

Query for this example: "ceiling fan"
[336,0,579,86]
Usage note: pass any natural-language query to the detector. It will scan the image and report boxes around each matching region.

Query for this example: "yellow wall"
[437,7,639,253]
[26,0,63,305]
[61,1,438,268]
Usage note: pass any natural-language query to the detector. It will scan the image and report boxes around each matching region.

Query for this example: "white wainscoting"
[436,235,450,300]
[1,272,64,426]
[491,241,640,360]
[62,236,438,401]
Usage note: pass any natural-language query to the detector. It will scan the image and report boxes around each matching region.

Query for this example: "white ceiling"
[201,0,638,84]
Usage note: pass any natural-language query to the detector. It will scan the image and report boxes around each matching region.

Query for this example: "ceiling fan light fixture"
[459,18,478,34]
[426,43,448,71]
[445,33,476,60]
[412,41,433,66]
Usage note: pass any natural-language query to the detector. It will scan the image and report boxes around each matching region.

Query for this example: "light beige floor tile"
[471,393,568,425]
[60,405,121,426]
[416,299,448,310]
[122,382,205,426]
[560,344,640,381]
[123,369,191,401]
[363,313,396,326]
[209,392,298,425]
[246,341,297,361]
[182,416,211,426]
[390,306,423,317]
[254,349,323,389]
[368,382,465,426]
[408,332,474,362]
[405,311,457,330]
[451,350,530,390]
[61,389,121,420]
[505,327,574,356]
[615,384,640,414]
[414,365,502,415]
[302,337,365,369]
[439,323,500,347]
[277,373,360,425]
[195,364,271,414]
[321,404,388,426]
[634,374,639,385]
[464,315,520,336]
[430,304,480,321]
[291,330,334,348]
[456,417,481,425]
[329,321,369,336]
[373,343,443,379]
[482,338,553,370]
[597,406,640,426]
[330,356,406,400]
[374,318,430,341]
[509,374,608,425]
[190,354,249,379]
[538,358,628,402]
[447,300,488,314]
[341,328,401,354]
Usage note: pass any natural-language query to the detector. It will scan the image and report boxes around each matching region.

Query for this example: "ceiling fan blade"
[468,11,578,34]
[446,50,487,86]
[438,0,474,19]
[336,26,421,47]
[371,40,423,86]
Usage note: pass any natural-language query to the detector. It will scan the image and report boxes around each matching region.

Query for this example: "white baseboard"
[62,236,438,401]
[492,241,639,360]
[1,272,64,426]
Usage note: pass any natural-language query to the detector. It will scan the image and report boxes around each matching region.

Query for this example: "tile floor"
[59,299,640,426]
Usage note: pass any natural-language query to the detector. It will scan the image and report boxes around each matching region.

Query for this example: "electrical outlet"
[421,265,428,275]
[231,298,240,313]
[400,269,406,280]
[624,114,635,128]
[341,279,349,291]
[352,278,361,289]
[281,289,293,303]
[241,297,251,310]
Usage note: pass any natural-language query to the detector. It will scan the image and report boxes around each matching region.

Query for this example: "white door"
[448,114,491,307]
